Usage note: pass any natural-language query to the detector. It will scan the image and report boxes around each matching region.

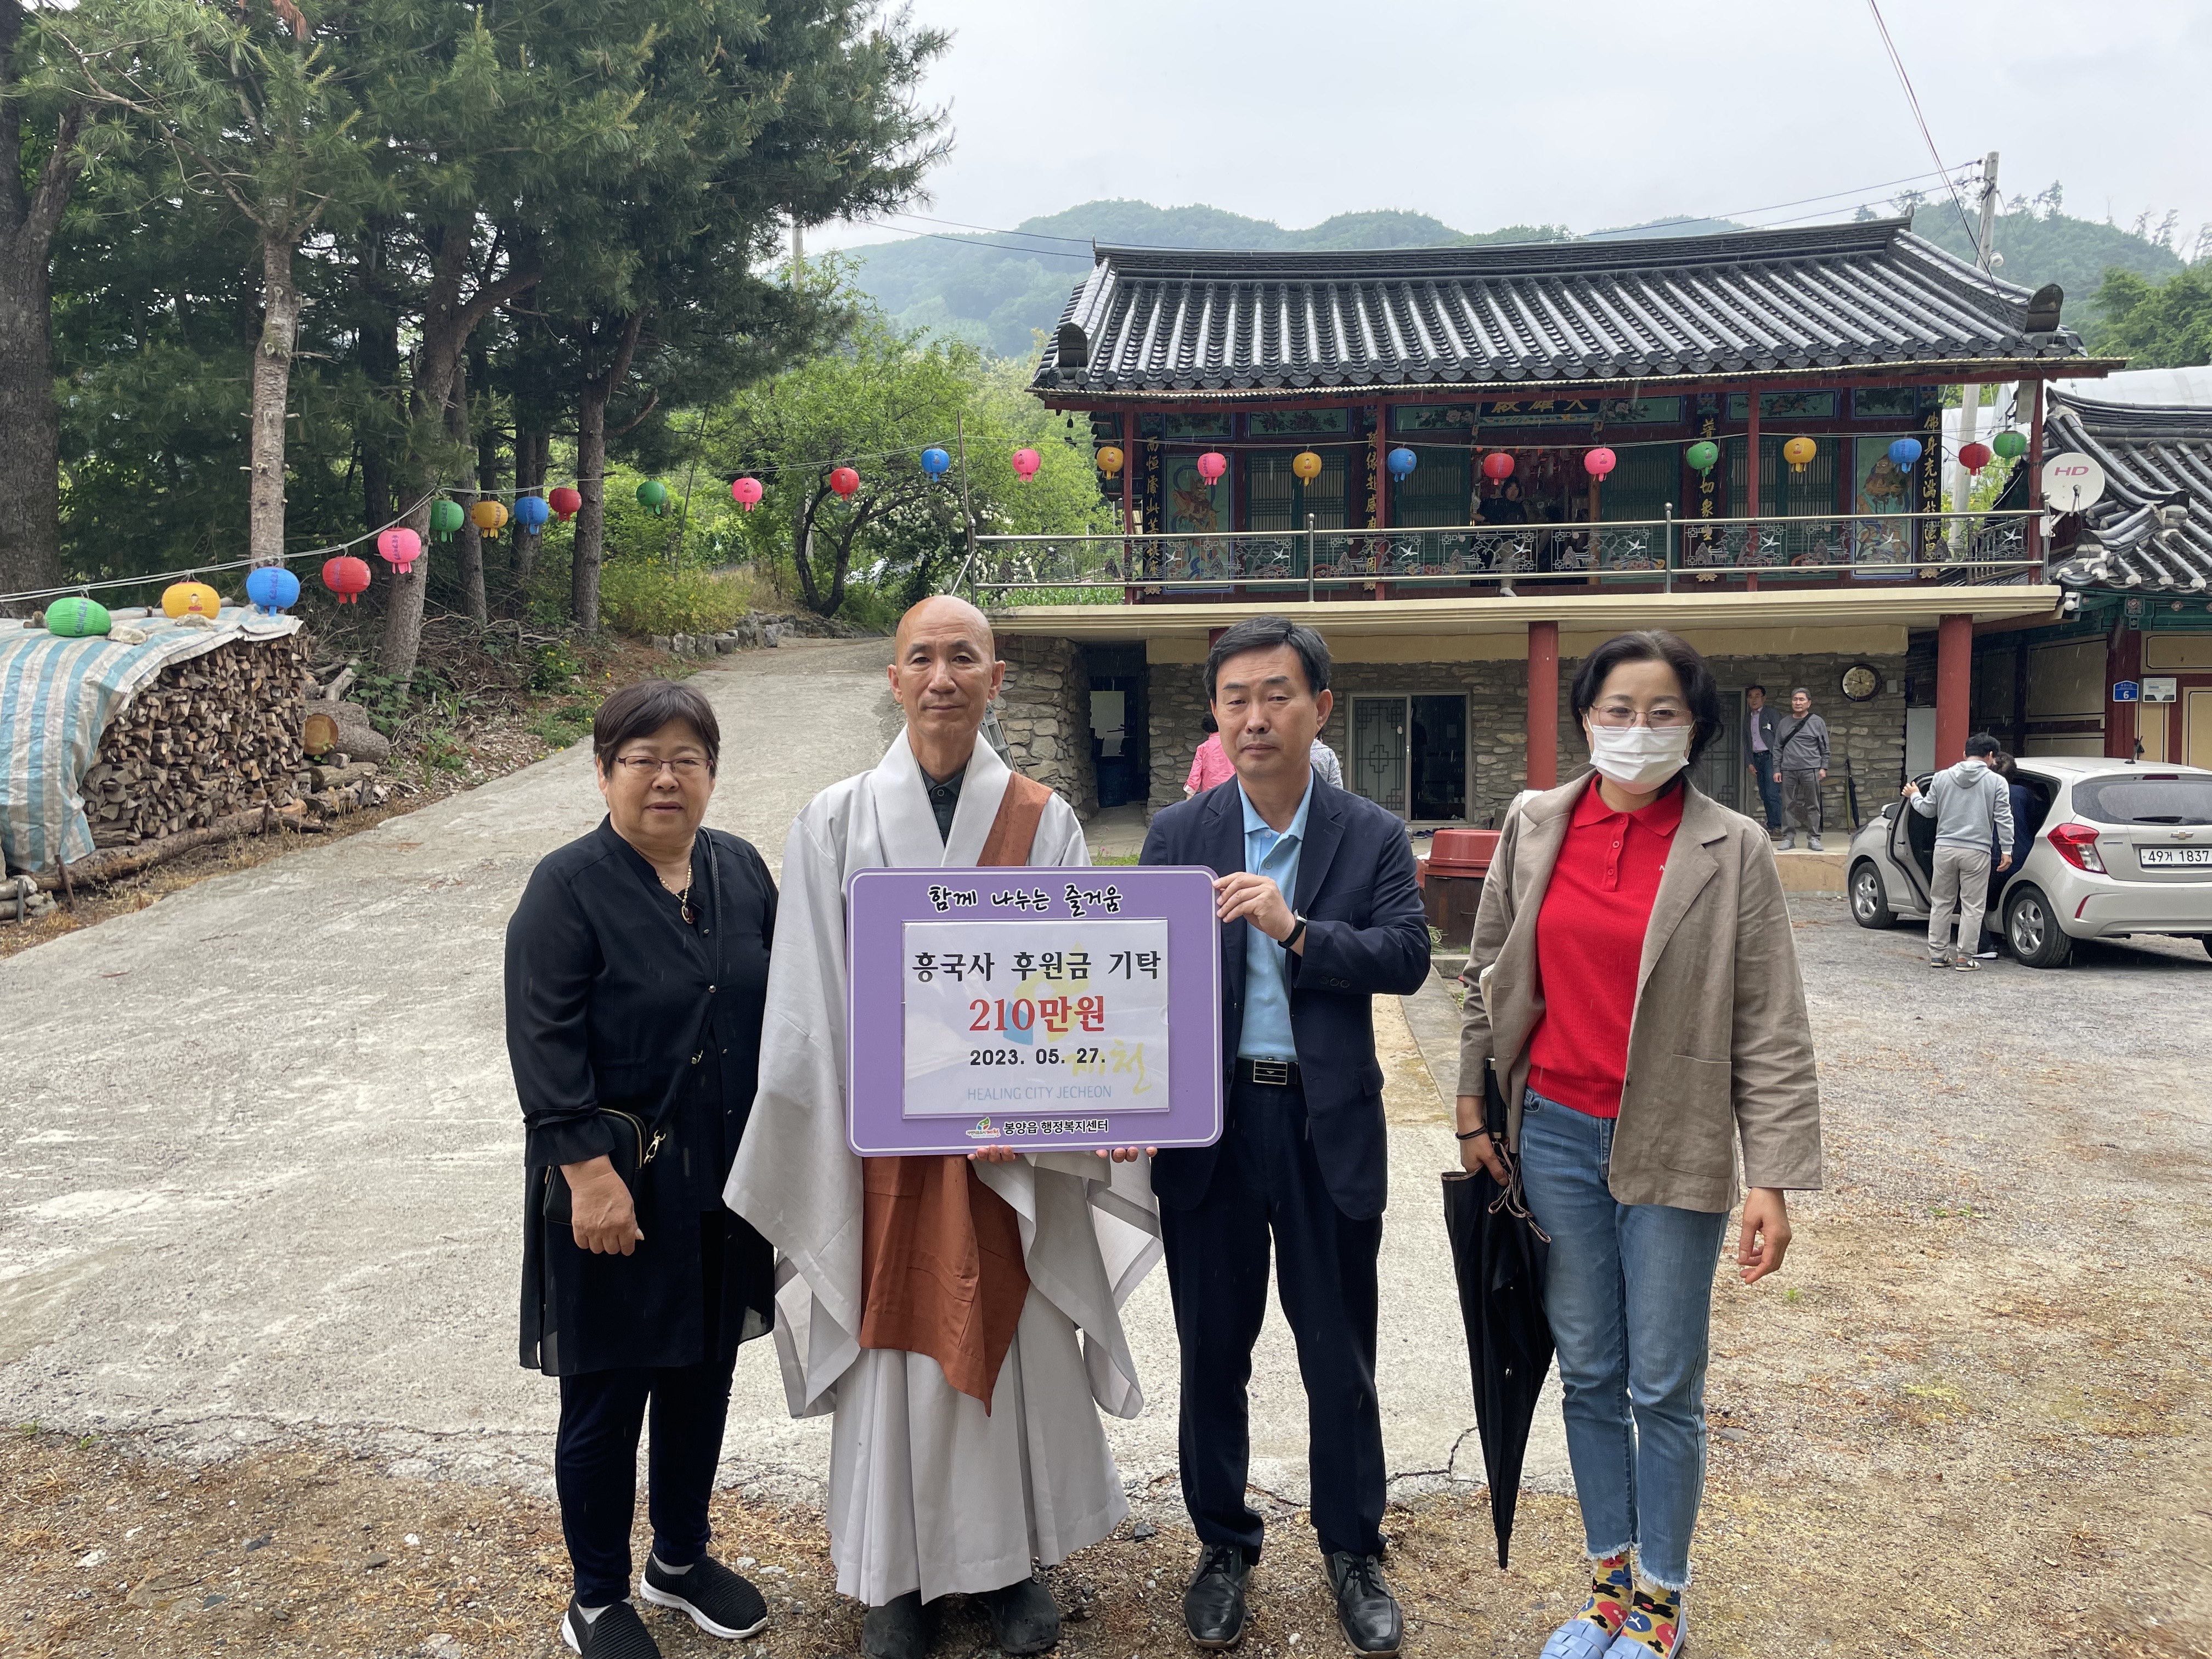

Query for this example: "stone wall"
[996,634,1096,816]
[1142,645,1907,831]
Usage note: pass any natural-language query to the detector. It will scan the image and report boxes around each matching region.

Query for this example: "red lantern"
[322,555,371,605]
[549,486,582,521]
[1012,447,1041,481]
[1196,452,1227,485]
[376,527,422,574]
[1959,441,1993,474]
[1481,451,1515,482]
[730,477,763,511]
[1583,447,1617,481]
[829,466,860,498]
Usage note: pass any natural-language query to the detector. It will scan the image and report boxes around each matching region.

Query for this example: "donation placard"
[845,866,1223,1156]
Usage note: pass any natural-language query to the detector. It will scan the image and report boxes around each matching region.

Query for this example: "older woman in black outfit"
[508,679,778,1659]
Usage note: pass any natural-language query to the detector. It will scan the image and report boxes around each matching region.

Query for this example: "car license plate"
[2139,847,2212,867]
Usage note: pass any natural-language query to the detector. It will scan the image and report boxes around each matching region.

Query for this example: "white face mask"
[1585,723,1692,791]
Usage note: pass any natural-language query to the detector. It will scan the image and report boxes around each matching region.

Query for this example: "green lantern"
[636,479,670,516]
[44,597,112,637]
[430,499,467,541]
[1685,439,1719,474]
[1991,430,2028,461]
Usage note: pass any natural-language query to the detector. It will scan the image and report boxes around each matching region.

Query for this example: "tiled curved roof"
[2044,391,2212,594]
[1032,219,2094,398]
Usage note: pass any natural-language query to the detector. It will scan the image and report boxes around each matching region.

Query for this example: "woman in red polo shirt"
[1454,630,1821,1659]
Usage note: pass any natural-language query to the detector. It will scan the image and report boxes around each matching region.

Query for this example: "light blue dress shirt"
[1235,775,1313,1062]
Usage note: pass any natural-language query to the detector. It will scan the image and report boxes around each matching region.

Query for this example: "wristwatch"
[1282,912,1308,949]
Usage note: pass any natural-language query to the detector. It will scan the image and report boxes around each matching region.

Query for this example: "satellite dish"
[2040,453,2106,514]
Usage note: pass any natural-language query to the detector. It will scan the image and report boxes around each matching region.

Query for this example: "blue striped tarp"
[0,608,303,874]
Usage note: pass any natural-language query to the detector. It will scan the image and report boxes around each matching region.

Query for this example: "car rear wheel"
[2006,885,2073,969]
[1849,860,1895,929]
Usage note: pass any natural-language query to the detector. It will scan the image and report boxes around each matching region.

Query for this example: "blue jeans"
[1517,1091,1728,1591]
[1750,760,1782,831]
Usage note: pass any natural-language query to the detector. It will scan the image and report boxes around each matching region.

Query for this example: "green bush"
[597,560,759,636]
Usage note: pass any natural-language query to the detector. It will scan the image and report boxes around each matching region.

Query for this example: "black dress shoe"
[977,1573,1062,1655]
[1183,1542,1252,1649]
[861,1590,932,1659]
[1324,1552,1402,1657]
[562,1599,663,1658]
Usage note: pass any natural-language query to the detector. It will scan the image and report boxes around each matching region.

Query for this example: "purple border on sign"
[845,866,1223,1156]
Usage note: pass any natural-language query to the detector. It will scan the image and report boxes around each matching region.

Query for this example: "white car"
[1846,756,2212,968]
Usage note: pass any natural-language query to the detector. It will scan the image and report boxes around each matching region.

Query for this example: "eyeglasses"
[1588,706,1692,729]
[612,755,708,777]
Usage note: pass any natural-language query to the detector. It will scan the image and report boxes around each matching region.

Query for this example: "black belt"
[1235,1056,1303,1089]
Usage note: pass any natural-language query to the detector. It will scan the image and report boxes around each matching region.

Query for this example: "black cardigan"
[507,819,777,1376]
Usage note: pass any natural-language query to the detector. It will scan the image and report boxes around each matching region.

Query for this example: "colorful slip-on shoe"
[1540,1551,1633,1659]
[1602,1587,1685,1658]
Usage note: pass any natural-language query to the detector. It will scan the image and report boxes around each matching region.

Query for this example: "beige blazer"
[1455,775,1822,1213]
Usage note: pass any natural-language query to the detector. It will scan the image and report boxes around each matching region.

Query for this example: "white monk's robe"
[725,731,1161,1606]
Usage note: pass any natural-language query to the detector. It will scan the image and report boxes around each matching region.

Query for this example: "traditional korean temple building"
[981,219,2118,830]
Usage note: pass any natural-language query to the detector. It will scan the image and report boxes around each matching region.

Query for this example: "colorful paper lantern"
[376,527,422,574]
[1991,430,2028,461]
[1959,441,1993,474]
[1291,450,1322,483]
[470,499,509,539]
[730,477,763,512]
[1888,437,1925,469]
[549,486,582,520]
[1012,447,1041,481]
[1684,440,1719,475]
[1095,446,1125,479]
[1584,447,1617,480]
[1386,447,1418,481]
[1782,436,1817,474]
[162,581,222,619]
[45,597,111,637]
[1481,451,1516,482]
[430,499,466,542]
[1196,452,1227,484]
[514,494,551,534]
[323,556,372,604]
[829,466,860,499]
[636,479,669,516]
[921,447,951,479]
[245,565,301,615]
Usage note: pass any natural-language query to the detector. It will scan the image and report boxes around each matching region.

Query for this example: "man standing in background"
[1745,685,1782,837]
[1774,687,1829,851]
[1905,732,2015,970]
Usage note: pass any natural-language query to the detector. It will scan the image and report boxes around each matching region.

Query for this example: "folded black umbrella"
[1441,1091,1553,1568]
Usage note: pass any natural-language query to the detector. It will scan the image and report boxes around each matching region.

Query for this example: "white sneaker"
[1808,837,1825,851]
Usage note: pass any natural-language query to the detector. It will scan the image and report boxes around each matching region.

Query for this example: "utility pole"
[789,216,803,282]
[1954,150,2000,555]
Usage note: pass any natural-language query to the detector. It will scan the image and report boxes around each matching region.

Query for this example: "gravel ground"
[4,894,2208,1657]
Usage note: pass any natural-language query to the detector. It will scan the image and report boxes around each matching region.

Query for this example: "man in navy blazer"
[1141,617,1430,1656]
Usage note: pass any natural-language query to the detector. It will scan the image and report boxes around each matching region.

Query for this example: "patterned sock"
[1572,1550,1634,1639]
[1612,1585,1683,1657]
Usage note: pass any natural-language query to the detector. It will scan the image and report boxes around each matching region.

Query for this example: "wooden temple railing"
[958,510,2043,606]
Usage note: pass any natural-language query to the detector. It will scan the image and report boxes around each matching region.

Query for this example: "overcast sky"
[816,0,2209,259]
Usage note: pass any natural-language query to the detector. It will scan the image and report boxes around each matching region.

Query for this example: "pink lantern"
[1012,447,1041,481]
[376,527,422,574]
[1481,451,1515,482]
[730,476,763,512]
[1196,451,1227,484]
[828,466,860,499]
[1583,447,1617,481]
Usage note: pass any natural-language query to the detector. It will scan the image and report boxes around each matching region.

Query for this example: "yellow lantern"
[1094,445,1125,478]
[470,499,509,539]
[1291,450,1323,483]
[1782,436,1817,474]
[161,581,222,619]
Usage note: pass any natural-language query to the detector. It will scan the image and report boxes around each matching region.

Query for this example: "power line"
[1583,164,1973,240]
[844,222,1093,262]
[871,210,1093,247]
[1863,0,1981,247]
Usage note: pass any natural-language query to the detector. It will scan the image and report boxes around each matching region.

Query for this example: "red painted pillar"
[1527,619,1560,791]
[1743,392,1762,594]
[1935,613,1973,766]
[1373,403,1392,601]
[1121,410,1138,605]
[2105,624,2141,759]
[2025,379,2046,567]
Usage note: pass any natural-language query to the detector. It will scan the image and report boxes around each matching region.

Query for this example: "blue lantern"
[921,447,951,479]
[245,565,301,615]
[1888,437,1925,469]
[1386,447,1418,481]
[513,494,551,534]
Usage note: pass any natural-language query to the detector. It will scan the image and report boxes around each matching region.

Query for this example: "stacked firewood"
[79,638,313,849]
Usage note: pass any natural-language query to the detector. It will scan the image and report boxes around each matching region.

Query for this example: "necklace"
[663,861,695,924]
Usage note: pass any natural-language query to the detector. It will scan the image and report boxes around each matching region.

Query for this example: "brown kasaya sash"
[857,770,1051,1409]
